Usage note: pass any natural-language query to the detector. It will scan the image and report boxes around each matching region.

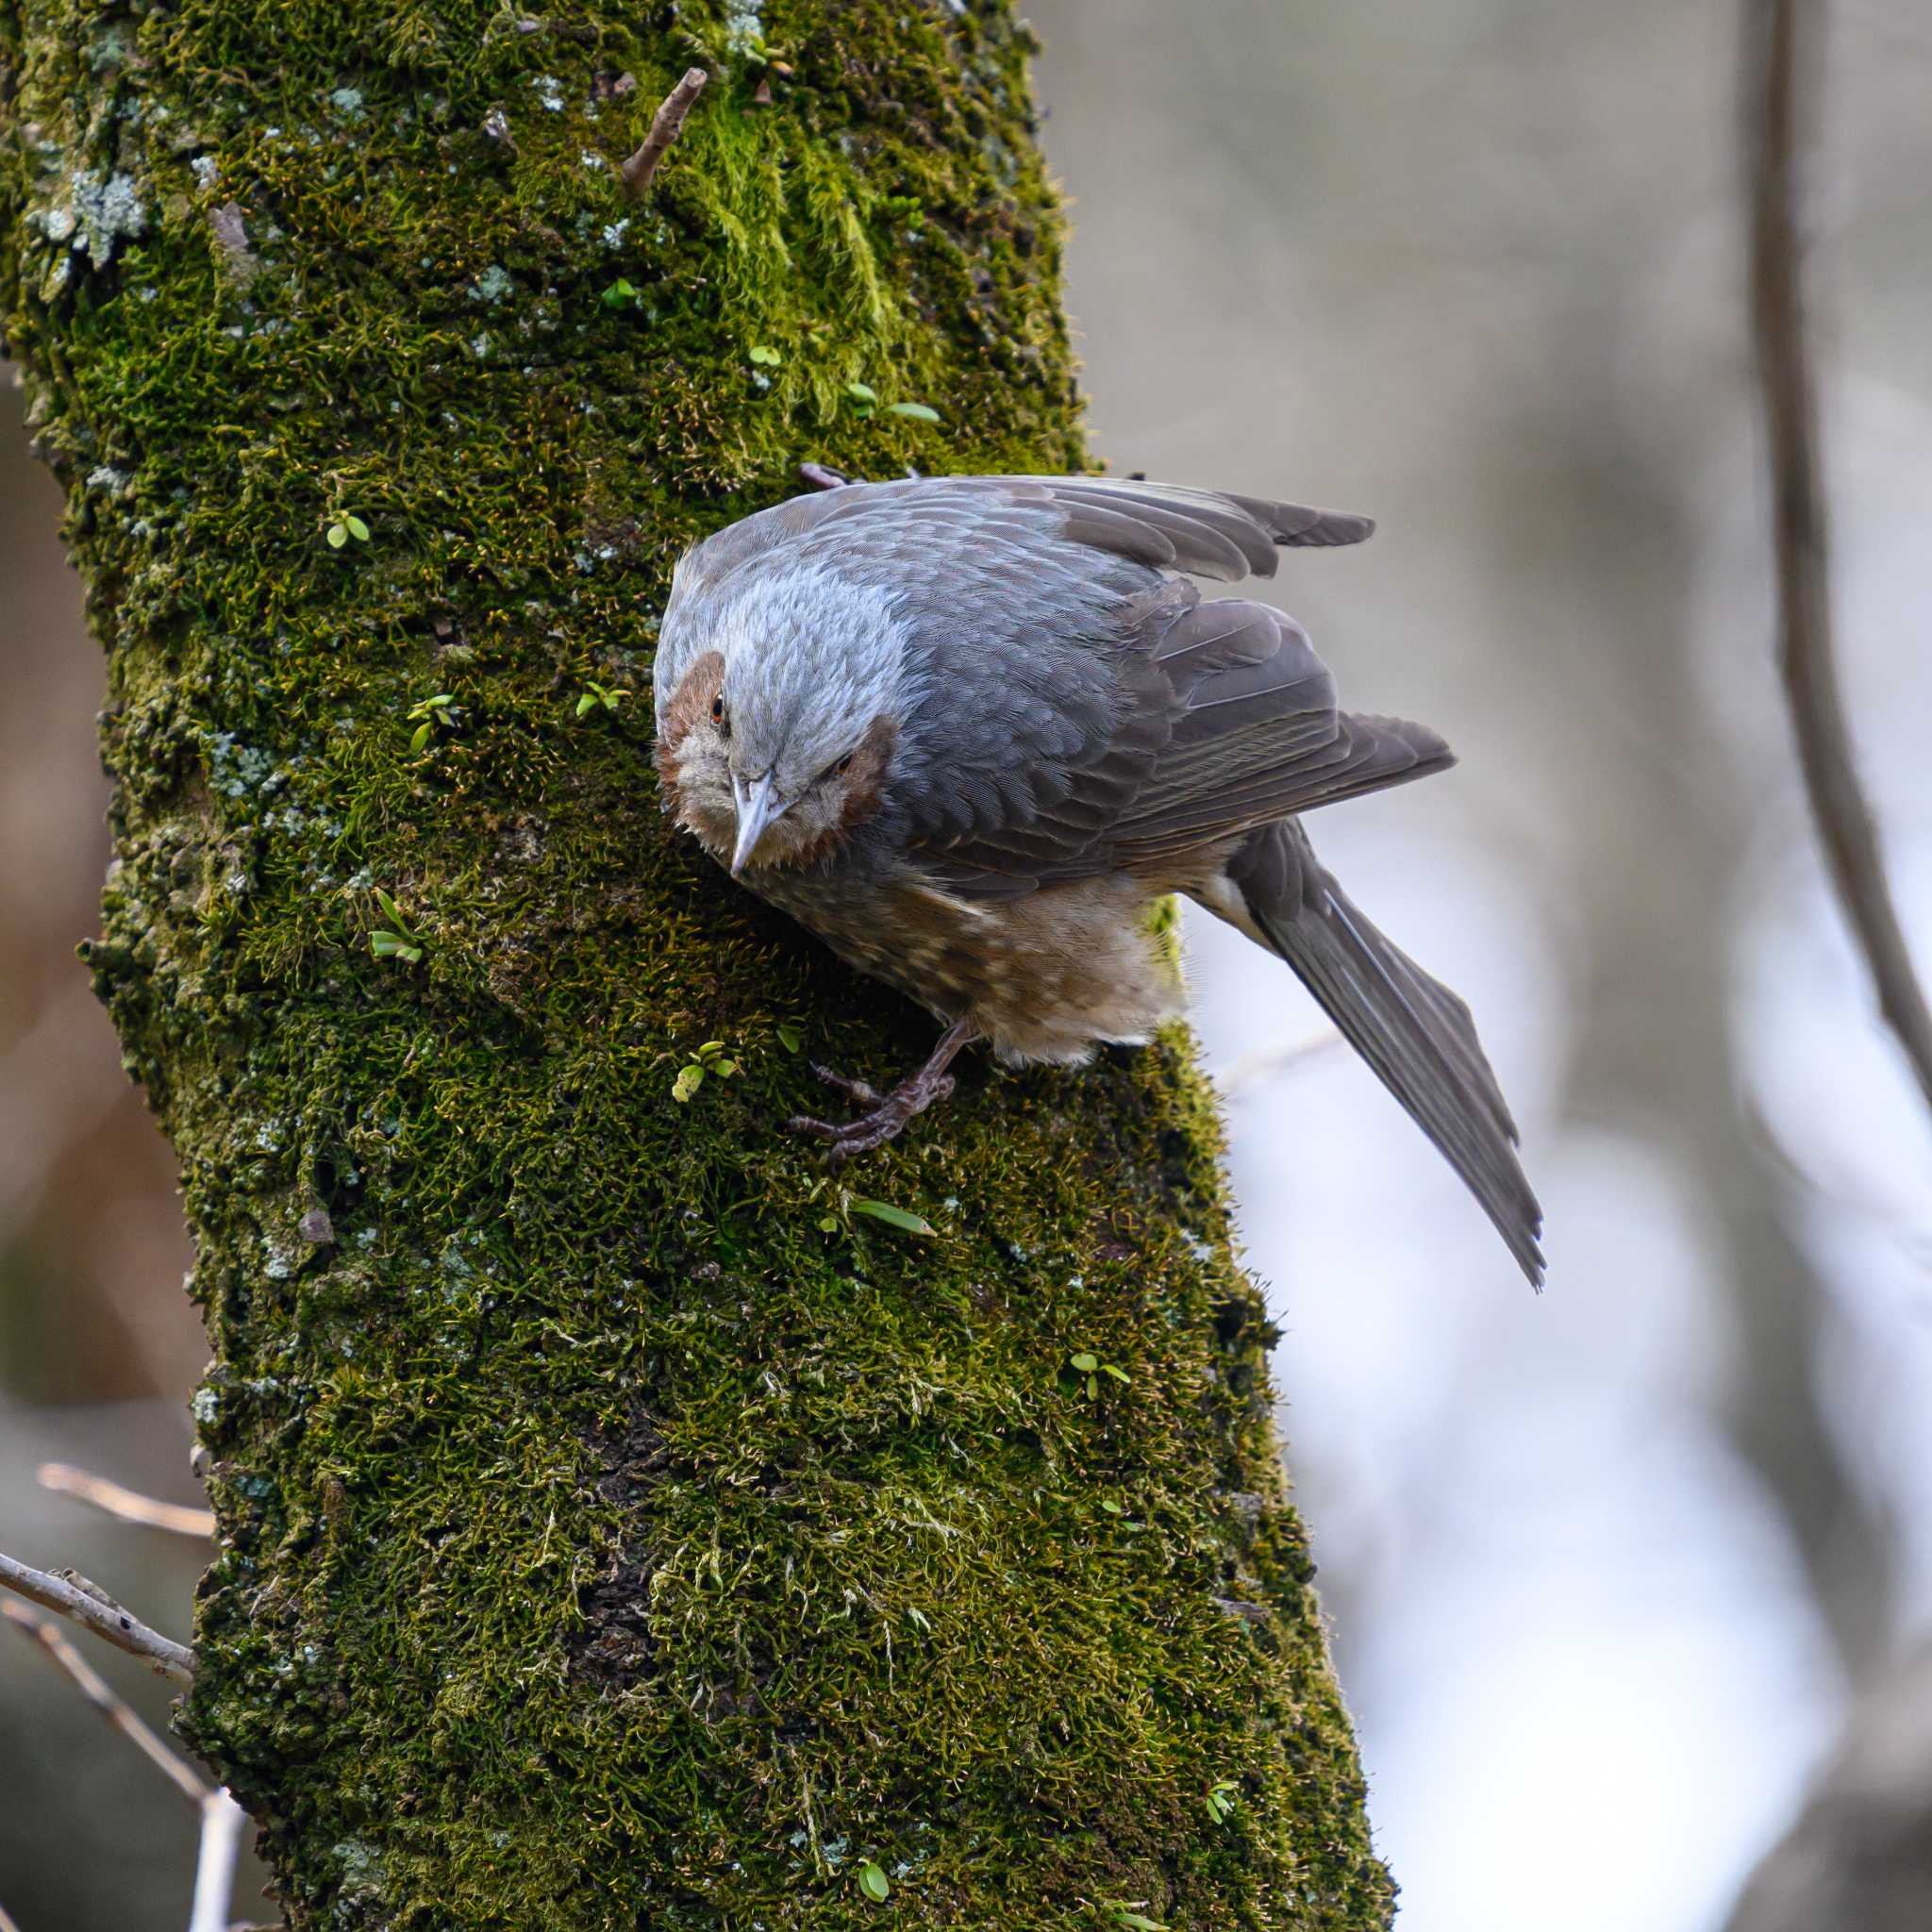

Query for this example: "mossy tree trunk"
[0,3,1391,1925]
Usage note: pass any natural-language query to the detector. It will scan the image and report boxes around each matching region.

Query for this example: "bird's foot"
[785,1020,979,1167]
[788,1071,956,1165]
[805,1063,886,1109]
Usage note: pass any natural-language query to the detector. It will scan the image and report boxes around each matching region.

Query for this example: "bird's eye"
[835,753,854,775]
[709,694,727,730]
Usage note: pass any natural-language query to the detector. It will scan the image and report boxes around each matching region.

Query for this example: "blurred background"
[3,3,1929,1926]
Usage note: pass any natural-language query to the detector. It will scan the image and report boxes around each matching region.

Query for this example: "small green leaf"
[326,522,348,548]
[698,1041,725,1056]
[885,401,940,422]
[371,930,403,956]
[775,1023,803,1054]
[1069,1353,1099,1374]
[374,888,407,929]
[857,1860,890,1903]
[713,1059,739,1077]
[1101,1363,1132,1384]
[344,513,371,541]
[673,1065,704,1102]
[849,1199,934,1236]
[1100,1498,1124,1516]
[409,721,432,754]
[575,691,597,717]
[1116,1914,1168,1932]
[748,343,782,366]
[817,1215,841,1233]
[1087,1374,1099,1399]
[602,277,638,308]
[845,380,878,403]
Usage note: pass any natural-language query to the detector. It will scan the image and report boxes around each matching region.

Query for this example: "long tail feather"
[1218,823,1545,1286]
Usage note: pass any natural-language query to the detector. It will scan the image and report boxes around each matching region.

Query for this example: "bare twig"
[188,1789,249,1932]
[0,1549,196,1683]
[4,1600,209,1801]
[622,67,708,198]
[39,1461,217,1539]
[0,1898,21,1932]
[1216,1027,1346,1102]
[1744,0,1932,1115]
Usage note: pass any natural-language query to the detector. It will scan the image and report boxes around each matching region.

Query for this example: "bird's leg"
[787,1018,980,1164]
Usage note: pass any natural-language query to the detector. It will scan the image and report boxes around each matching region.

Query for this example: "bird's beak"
[729,770,786,875]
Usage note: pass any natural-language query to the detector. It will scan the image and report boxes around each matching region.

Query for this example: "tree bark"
[0,5,1391,1926]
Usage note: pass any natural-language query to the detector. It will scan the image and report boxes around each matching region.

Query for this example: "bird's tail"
[1216,821,1545,1286]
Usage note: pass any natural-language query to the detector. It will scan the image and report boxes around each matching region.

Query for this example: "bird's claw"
[786,1072,957,1166]
[808,1062,886,1108]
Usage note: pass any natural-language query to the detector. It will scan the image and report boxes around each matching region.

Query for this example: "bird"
[652,474,1544,1285]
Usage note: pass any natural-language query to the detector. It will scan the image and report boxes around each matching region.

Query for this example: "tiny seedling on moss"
[774,1022,804,1054]
[575,679,630,718]
[601,277,640,310]
[856,1860,890,1903]
[369,887,424,963]
[672,1039,739,1102]
[886,400,940,423]
[1109,1909,1169,1932]
[1069,1351,1131,1400]
[748,343,782,366]
[849,1197,935,1236]
[405,692,458,754]
[325,511,371,549]
[1204,1778,1240,1824]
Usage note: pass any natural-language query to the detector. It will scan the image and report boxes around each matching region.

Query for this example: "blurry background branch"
[1744,0,1932,1115]
[5,1599,248,1932]
[1725,1641,1932,1932]
[4,1598,208,1801]
[0,1550,196,1682]
[38,1461,216,1539]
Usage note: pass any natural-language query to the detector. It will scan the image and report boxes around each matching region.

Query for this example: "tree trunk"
[0,5,1391,1926]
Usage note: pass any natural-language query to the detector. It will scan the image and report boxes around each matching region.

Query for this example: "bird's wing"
[902,579,1450,897]
[796,473,1373,581]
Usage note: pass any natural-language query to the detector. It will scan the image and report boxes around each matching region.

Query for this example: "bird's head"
[653,564,906,876]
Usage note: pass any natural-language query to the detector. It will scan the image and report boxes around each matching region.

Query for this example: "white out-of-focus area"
[1031,2,1932,1928]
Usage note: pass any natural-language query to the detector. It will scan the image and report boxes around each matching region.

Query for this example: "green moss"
[1,1,1391,1925]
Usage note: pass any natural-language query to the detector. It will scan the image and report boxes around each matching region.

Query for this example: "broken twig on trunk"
[622,67,708,198]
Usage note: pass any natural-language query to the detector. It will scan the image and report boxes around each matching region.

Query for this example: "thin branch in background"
[187,1790,249,1932]
[38,1461,217,1539]
[0,1549,196,1683]
[0,1898,21,1932]
[3,1600,209,1802]
[622,68,708,198]
[1743,0,1932,1116]
[1216,1027,1346,1103]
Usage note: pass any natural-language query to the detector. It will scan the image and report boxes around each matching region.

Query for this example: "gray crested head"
[712,560,908,794]
[655,556,914,875]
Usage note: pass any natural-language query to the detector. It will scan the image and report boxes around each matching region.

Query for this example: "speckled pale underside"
[0,2,1392,1927]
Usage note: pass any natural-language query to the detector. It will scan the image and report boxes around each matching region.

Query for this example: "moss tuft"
[1,0,1391,1924]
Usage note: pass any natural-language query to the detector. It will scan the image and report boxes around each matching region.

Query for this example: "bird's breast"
[752,864,1186,1065]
